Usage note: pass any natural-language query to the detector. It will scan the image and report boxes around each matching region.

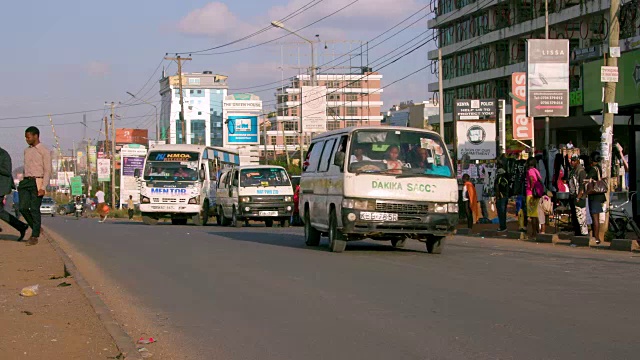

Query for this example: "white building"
[159,71,228,146]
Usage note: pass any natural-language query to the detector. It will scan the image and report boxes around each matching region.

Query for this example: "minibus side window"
[318,138,337,173]
[304,141,323,173]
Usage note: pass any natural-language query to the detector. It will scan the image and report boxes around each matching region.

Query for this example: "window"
[346,107,358,116]
[327,107,340,116]
[284,122,298,131]
[290,108,298,116]
[285,136,297,145]
[327,94,340,101]
[318,138,337,172]
[345,94,358,101]
[303,141,323,172]
[346,120,358,127]
[188,78,201,85]
[327,121,339,131]
[347,81,361,88]
[270,136,277,146]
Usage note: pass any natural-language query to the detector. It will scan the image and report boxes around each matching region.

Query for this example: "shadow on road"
[209,230,426,254]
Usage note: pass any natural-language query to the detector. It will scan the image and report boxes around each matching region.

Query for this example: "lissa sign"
[510,73,534,141]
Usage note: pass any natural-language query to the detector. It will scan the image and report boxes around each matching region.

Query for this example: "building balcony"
[276,87,384,95]
[428,62,524,92]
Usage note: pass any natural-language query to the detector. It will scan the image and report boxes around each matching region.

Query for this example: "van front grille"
[375,201,431,214]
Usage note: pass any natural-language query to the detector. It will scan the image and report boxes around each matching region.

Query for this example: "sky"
[0,0,437,164]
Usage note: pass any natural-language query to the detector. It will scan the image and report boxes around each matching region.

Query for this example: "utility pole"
[164,55,192,144]
[86,140,91,197]
[544,0,550,152]
[438,48,444,138]
[601,0,621,238]
[109,102,116,208]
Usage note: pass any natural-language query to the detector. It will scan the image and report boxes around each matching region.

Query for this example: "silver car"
[40,197,57,217]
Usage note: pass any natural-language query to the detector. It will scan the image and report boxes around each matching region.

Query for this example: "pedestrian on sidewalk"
[462,174,479,230]
[494,161,510,232]
[0,146,28,241]
[19,126,52,246]
[587,151,605,244]
[95,188,108,222]
[568,154,588,236]
[127,195,134,220]
[526,157,543,238]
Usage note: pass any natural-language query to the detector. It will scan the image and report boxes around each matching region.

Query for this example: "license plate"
[360,212,398,221]
[259,211,278,216]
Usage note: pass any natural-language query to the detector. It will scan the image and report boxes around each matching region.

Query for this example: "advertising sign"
[526,39,570,117]
[56,171,74,187]
[301,86,328,132]
[70,176,83,196]
[116,128,148,145]
[97,159,111,182]
[454,99,497,120]
[600,66,619,82]
[119,145,147,207]
[583,48,640,112]
[510,73,534,140]
[88,146,97,173]
[223,100,262,111]
[226,115,259,144]
[456,121,497,160]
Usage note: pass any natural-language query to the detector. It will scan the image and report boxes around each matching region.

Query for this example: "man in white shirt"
[95,189,107,222]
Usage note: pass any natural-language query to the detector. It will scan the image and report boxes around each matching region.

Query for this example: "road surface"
[43,217,640,360]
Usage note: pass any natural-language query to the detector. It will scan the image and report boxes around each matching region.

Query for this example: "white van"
[299,126,458,253]
[215,165,294,227]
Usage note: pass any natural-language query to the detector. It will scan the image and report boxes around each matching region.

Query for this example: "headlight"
[448,203,459,213]
[284,196,292,202]
[141,196,150,204]
[434,203,448,213]
[188,196,200,204]
[342,198,373,210]
[240,196,251,202]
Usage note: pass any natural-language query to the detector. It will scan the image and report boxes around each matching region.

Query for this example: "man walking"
[19,126,52,246]
[95,188,108,222]
[127,195,135,220]
[494,162,510,232]
[0,146,28,241]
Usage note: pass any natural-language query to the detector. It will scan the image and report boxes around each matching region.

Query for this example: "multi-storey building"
[266,70,383,157]
[159,71,228,146]
[428,0,639,147]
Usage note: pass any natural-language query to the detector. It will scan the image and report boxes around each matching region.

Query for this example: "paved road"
[43,217,640,360]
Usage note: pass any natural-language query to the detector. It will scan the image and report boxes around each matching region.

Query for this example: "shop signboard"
[583,48,640,112]
[119,144,147,207]
[97,159,110,182]
[510,73,534,140]
[526,39,570,117]
[456,121,497,160]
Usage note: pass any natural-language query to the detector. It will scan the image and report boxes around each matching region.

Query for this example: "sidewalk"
[0,220,121,359]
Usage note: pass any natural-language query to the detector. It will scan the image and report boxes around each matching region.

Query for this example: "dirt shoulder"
[0,220,121,359]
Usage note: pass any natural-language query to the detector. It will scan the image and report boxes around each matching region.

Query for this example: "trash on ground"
[49,275,64,280]
[57,282,72,287]
[21,310,33,315]
[138,337,156,344]
[20,285,39,297]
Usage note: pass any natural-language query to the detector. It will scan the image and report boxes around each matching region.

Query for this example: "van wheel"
[304,208,320,246]
[328,209,346,253]
[265,219,274,227]
[391,239,406,248]
[219,206,231,226]
[280,219,290,228]
[192,202,208,226]
[215,207,222,226]
[426,235,446,254]
[232,208,243,228]
[142,214,158,225]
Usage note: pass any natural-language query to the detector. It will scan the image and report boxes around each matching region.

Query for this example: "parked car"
[57,201,75,215]
[40,197,58,217]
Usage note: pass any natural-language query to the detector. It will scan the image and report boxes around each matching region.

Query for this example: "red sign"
[116,128,148,145]
[511,73,534,140]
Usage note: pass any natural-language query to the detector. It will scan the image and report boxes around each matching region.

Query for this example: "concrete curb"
[43,227,143,360]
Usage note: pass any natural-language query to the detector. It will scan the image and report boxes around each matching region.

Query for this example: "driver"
[350,145,371,163]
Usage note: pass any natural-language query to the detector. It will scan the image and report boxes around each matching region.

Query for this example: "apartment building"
[159,71,228,146]
[428,0,639,146]
[265,70,383,157]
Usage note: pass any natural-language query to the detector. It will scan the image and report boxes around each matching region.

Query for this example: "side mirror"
[134,169,140,178]
[334,151,345,170]
[199,168,206,180]
[232,179,239,187]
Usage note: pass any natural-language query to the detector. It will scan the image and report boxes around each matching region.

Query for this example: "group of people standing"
[461,149,610,243]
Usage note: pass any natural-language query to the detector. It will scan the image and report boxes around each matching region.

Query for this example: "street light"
[126,92,159,142]
[271,20,317,167]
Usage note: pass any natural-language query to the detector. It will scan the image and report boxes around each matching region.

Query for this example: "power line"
[0,102,159,122]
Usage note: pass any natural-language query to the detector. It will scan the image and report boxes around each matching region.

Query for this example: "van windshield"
[348,130,453,178]
[144,151,200,181]
[240,168,291,187]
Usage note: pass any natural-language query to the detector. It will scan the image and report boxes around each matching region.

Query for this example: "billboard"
[119,145,147,207]
[456,121,497,160]
[116,128,149,145]
[301,86,327,132]
[88,146,97,173]
[526,39,570,117]
[454,99,496,120]
[510,73,534,140]
[226,115,259,144]
[583,48,640,112]
[97,159,111,182]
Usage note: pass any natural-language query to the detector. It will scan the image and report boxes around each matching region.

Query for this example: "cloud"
[176,2,258,37]
[85,61,110,77]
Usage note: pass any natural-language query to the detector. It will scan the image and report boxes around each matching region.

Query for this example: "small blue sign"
[227,115,259,144]
[257,189,279,195]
